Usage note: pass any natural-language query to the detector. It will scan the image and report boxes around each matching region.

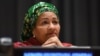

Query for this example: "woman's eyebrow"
[39,18,48,21]
[53,17,57,20]
[52,17,59,21]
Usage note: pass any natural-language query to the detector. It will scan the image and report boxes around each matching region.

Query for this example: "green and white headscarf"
[21,2,59,41]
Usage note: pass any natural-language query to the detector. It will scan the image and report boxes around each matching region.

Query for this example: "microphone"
[0,37,13,56]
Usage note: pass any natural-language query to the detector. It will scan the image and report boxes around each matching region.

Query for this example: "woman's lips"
[47,33,56,37]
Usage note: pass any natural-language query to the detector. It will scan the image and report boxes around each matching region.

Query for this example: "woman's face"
[32,12,60,44]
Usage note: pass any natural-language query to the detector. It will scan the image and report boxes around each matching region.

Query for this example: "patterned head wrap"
[21,2,59,41]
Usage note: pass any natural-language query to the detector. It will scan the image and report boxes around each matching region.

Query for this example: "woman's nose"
[48,23,55,29]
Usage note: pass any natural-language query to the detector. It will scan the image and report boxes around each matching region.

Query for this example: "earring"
[33,34,35,38]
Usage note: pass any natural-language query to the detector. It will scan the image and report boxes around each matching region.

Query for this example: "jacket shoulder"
[13,42,27,48]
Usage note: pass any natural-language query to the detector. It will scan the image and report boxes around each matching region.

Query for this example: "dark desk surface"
[13,46,100,56]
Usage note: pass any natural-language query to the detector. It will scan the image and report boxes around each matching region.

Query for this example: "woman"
[14,2,72,48]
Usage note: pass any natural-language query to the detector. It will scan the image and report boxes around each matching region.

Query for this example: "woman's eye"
[41,21,48,25]
[53,21,59,25]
